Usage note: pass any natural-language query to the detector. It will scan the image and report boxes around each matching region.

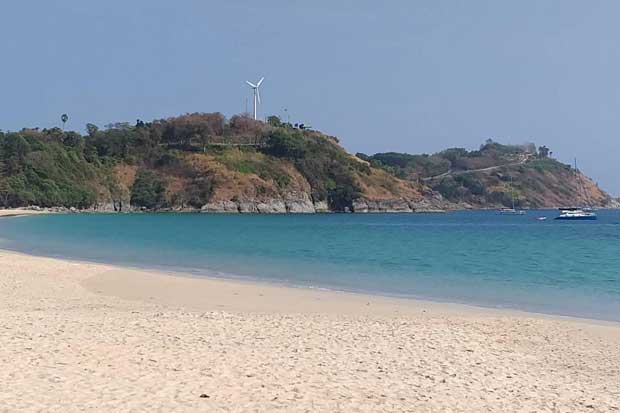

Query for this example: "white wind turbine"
[245,77,264,120]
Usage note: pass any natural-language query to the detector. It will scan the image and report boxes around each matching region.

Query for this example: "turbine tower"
[245,77,264,120]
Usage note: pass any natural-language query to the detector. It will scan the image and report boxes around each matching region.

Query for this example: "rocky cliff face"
[199,195,450,214]
[605,198,620,209]
[352,197,448,213]
[201,192,322,214]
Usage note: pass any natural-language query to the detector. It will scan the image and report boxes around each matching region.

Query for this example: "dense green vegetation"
[358,140,592,208]
[358,141,539,179]
[130,170,166,209]
[357,152,451,179]
[265,129,368,209]
[0,130,101,208]
[0,113,371,211]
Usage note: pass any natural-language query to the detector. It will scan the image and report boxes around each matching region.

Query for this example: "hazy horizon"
[2,1,619,195]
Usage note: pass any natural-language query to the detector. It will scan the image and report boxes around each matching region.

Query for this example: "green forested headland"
[0,115,612,212]
[0,114,420,212]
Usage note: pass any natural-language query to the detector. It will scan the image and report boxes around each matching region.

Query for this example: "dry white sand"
[1,249,619,412]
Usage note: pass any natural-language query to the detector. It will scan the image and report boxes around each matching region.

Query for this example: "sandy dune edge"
[1,249,619,412]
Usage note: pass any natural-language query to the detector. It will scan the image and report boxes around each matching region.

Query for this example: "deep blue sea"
[1,210,619,320]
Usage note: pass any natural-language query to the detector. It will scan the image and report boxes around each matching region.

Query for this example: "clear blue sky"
[2,1,619,194]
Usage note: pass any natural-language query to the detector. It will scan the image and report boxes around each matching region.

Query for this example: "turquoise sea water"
[1,211,619,320]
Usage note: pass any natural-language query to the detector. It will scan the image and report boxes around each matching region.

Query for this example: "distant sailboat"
[555,158,597,221]
[499,176,526,215]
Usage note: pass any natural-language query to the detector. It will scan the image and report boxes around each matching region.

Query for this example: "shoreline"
[3,206,620,218]
[2,209,620,323]
[3,247,619,327]
[2,248,620,410]
[83,256,620,327]
[0,208,52,218]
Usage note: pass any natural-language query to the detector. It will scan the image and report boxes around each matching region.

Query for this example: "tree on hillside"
[267,115,282,127]
[86,123,99,137]
[162,112,225,147]
[62,131,84,149]
[0,137,8,206]
[229,114,264,140]
[265,129,306,159]
[2,134,30,174]
[438,148,468,163]
[538,145,550,158]
[130,170,166,209]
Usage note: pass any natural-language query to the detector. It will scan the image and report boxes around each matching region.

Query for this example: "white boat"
[555,159,597,221]
[499,208,526,215]
[555,207,597,221]
[499,207,517,214]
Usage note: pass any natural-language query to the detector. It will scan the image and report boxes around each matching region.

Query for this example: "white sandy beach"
[1,249,619,412]
[0,208,51,218]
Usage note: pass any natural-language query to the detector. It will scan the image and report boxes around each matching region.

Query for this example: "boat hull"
[554,215,597,221]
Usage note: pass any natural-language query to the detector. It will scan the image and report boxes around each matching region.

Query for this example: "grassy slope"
[490,159,608,208]
[110,145,428,209]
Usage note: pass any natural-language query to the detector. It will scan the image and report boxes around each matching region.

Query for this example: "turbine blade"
[256,77,264,87]
[256,88,261,104]
[246,81,256,88]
